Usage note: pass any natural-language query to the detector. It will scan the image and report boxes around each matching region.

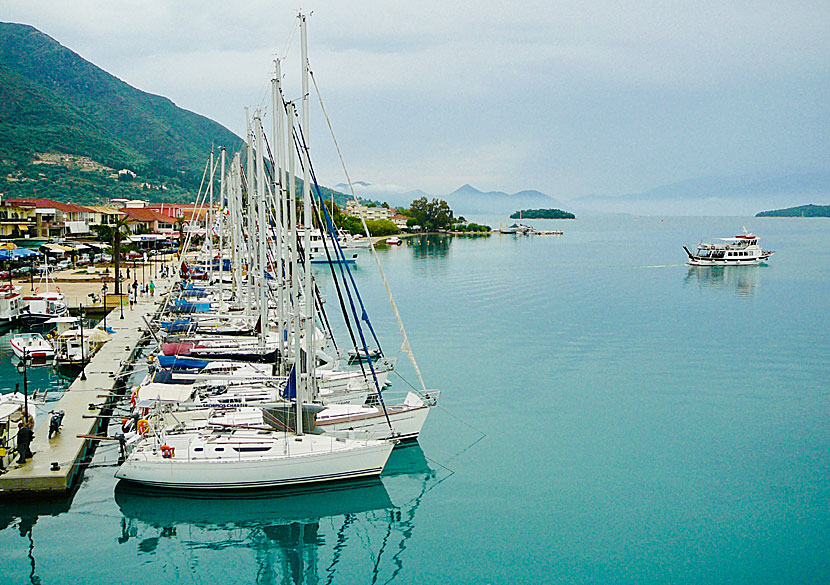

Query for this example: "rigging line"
[289,123,392,427]
[262,131,338,348]
[441,433,487,466]
[308,67,428,395]
[165,156,212,315]
[287,124,373,384]
[293,120,384,355]
[433,402,488,439]
[279,17,299,61]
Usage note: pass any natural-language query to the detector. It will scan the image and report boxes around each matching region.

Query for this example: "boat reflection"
[114,443,436,584]
[683,265,762,297]
[407,234,451,259]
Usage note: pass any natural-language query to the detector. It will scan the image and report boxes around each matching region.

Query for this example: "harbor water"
[0,215,828,584]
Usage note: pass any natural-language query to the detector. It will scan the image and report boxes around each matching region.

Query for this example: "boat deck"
[0,277,172,496]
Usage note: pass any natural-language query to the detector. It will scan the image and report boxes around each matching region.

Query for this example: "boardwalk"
[0,276,173,495]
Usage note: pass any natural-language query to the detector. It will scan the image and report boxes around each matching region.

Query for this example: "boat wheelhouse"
[0,284,22,323]
[683,231,773,266]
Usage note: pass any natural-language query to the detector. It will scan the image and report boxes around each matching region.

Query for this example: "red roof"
[119,207,174,223]
[6,198,95,214]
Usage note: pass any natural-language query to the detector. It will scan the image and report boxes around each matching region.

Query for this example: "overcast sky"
[2,1,828,200]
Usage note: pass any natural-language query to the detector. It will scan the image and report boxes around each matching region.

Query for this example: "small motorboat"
[385,236,402,246]
[10,332,55,359]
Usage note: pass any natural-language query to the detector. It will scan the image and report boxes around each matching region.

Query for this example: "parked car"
[127,251,142,259]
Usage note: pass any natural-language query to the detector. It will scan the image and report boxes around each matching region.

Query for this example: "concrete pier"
[0,277,172,496]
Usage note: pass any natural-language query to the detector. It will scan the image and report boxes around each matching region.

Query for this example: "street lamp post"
[79,304,86,380]
[119,267,124,319]
[101,283,108,330]
[16,350,30,422]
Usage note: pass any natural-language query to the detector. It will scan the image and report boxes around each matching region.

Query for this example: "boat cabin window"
[214,447,224,452]
[232,446,272,452]
[193,447,203,452]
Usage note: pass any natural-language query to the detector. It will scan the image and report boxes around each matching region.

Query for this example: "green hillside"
[756,204,830,218]
[0,22,244,203]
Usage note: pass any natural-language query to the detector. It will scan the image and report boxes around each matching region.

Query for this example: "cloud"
[2,0,828,198]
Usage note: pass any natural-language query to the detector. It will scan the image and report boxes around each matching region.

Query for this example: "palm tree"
[175,215,186,255]
[111,215,133,295]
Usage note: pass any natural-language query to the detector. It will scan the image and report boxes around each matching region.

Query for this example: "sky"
[1,1,828,201]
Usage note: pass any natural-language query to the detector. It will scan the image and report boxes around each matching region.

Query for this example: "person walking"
[149,280,155,297]
[129,288,136,309]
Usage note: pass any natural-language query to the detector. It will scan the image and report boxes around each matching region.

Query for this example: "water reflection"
[407,234,451,259]
[113,443,435,584]
[0,496,72,585]
[683,265,762,296]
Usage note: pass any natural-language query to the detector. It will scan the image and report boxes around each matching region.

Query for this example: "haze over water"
[0,215,827,584]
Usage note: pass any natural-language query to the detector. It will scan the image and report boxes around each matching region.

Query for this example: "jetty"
[0,274,172,496]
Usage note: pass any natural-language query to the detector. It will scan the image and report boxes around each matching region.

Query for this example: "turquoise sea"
[0,215,828,584]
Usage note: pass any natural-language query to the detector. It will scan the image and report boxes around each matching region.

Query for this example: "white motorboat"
[0,284,23,323]
[385,236,402,246]
[684,230,774,266]
[0,392,27,468]
[114,426,394,490]
[21,290,68,322]
[9,332,55,359]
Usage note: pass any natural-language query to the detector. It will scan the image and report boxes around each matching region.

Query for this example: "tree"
[175,216,186,254]
[408,197,454,231]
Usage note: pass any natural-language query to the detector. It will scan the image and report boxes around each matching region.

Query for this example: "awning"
[11,248,39,258]
[17,224,30,230]
[42,243,72,253]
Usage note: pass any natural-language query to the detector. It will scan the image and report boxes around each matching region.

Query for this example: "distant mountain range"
[0,22,243,203]
[573,171,830,215]
[334,182,565,215]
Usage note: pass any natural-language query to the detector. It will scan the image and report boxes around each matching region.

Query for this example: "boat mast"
[300,12,316,409]
[254,112,269,347]
[245,108,256,319]
[208,149,214,285]
[288,102,302,436]
[272,60,287,374]
[218,147,226,313]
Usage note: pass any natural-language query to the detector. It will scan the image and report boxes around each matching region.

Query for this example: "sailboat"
[116,16,397,489]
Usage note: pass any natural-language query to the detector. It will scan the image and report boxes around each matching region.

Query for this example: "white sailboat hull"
[318,392,436,442]
[115,432,394,490]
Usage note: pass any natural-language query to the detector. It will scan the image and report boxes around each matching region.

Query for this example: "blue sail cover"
[156,355,210,369]
[160,318,194,332]
[281,365,296,400]
[170,300,211,313]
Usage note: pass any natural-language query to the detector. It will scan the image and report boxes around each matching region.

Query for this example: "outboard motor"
[48,410,65,439]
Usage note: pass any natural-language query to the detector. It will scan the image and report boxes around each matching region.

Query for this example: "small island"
[510,208,575,219]
[756,204,830,218]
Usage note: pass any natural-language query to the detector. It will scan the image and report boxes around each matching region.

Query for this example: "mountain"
[0,22,243,203]
[335,181,563,215]
[573,171,830,215]
[444,184,563,214]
